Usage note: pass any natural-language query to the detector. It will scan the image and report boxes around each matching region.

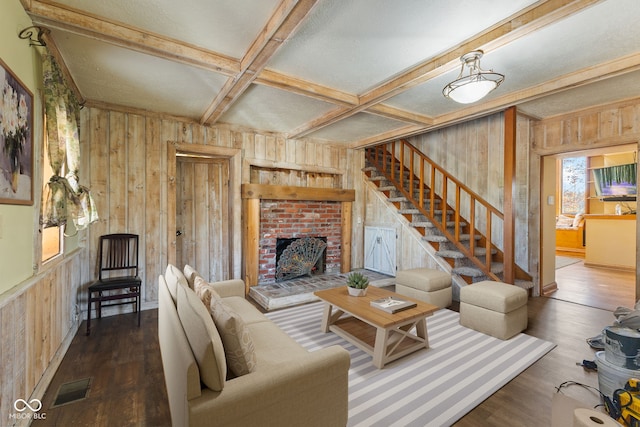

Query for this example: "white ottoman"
[395,268,452,309]
[459,280,528,340]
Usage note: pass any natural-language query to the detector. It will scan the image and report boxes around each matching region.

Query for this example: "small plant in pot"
[346,272,369,297]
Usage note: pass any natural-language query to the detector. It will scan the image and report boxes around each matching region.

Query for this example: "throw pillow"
[183,264,199,289]
[572,213,584,228]
[194,276,222,308]
[176,284,226,391]
[165,264,189,303]
[209,298,257,377]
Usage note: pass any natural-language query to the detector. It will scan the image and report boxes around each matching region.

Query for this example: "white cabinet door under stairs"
[364,226,396,276]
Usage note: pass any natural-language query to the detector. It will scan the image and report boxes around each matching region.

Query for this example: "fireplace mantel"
[242,184,355,292]
[242,183,355,201]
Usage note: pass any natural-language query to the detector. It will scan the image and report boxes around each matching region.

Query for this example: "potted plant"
[346,272,369,297]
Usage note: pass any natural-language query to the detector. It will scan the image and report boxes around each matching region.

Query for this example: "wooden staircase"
[364,141,533,292]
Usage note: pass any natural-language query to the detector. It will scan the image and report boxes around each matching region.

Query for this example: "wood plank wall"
[82,107,355,310]
[0,251,87,426]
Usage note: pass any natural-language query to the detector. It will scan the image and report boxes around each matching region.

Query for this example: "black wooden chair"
[86,233,141,335]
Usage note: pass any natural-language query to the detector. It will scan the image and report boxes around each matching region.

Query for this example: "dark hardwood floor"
[32,292,618,427]
[32,310,169,427]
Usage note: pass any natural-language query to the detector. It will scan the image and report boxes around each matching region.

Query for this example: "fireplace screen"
[275,237,327,282]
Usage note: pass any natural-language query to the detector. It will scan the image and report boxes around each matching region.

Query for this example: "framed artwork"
[0,57,34,205]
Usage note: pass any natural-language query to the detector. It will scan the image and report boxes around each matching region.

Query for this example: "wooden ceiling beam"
[200,0,319,125]
[291,0,603,139]
[255,69,359,106]
[350,51,640,148]
[24,0,240,75]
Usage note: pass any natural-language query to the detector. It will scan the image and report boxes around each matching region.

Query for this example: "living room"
[2,1,640,426]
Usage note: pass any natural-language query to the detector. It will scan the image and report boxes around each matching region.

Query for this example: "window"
[560,156,587,214]
[41,131,63,262]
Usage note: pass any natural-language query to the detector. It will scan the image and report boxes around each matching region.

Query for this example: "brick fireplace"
[259,201,341,284]
[242,184,355,289]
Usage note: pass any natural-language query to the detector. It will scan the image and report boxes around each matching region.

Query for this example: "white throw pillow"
[210,298,257,377]
[572,213,584,228]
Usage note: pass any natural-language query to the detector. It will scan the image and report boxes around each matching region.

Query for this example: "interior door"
[176,156,230,282]
[364,226,396,276]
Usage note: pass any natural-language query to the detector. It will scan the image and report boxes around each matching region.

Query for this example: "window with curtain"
[40,53,98,233]
[561,156,587,215]
[41,128,63,262]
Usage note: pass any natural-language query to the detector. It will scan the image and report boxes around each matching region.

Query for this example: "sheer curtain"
[41,53,98,231]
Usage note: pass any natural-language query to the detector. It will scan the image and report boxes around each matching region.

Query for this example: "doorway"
[167,143,242,281]
[176,156,230,281]
[540,145,638,311]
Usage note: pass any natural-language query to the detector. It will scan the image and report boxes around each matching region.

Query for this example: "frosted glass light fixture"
[442,50,504,104]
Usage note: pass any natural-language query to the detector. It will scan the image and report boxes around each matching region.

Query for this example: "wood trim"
[341,201,353,273]
[503,106,517,283]
[241,183,355,201]
[167,143,242,281]
[243,198,261,290]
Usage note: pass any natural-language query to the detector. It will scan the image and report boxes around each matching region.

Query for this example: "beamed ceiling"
[18,0,640,147]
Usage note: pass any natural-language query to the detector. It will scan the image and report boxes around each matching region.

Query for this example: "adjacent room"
[2,1,640,426]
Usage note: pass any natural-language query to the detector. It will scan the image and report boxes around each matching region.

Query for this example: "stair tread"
[436,250,466,259]
[453,266,486,277]
[422,235,448,242]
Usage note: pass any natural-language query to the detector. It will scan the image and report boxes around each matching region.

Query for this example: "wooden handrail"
[366,139,509,282]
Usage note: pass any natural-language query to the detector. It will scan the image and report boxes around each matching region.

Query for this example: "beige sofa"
[158,264,350,427]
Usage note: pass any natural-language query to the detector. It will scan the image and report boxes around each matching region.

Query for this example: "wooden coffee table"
[314,286,439,368]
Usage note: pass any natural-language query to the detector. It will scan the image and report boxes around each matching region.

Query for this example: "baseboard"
[542,281,558,295]
[583,262,635,272]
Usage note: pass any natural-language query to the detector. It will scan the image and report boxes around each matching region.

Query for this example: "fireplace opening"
[275,237,327,282]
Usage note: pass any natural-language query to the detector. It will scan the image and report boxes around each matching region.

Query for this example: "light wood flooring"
[32,291,619,427]
[551,254,636,311]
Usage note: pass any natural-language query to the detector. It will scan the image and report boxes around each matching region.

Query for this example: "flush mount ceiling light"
[442,50,504,104]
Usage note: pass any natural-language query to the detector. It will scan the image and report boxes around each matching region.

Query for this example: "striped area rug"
[266,302,555,427]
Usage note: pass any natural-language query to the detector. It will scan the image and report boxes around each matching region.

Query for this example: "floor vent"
[51,378,91,408]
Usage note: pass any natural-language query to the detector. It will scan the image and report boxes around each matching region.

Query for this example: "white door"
[364,226,396,276]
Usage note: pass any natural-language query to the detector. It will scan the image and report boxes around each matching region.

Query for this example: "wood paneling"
[0,252,86,426]
[407,112,532,274]
[82,107,355,303]
[532,99,640,154]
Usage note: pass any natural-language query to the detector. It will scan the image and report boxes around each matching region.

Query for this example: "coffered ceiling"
[18,0,640,147]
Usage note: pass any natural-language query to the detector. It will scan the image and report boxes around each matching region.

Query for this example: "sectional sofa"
[158,264,351,426]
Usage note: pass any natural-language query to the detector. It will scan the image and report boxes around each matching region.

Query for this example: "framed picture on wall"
[0,57,34,205]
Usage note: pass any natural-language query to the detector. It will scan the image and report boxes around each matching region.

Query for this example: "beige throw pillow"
[183,264,199,289]
[210,298,257,377]
[194,276,222,308]
[165,264,189,303]
[176,284,226,391]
